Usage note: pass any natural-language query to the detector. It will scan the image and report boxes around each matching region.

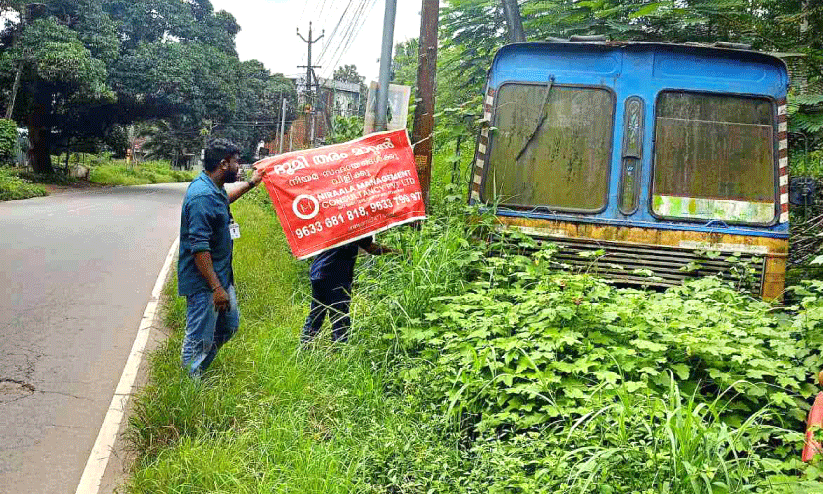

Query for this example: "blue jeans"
[302,280,352,344]
[181,285,239,376]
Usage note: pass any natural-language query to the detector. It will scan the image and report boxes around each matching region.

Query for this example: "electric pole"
[376,0,397,132]
[411,0,439,209]
[297,22,324,147]
[501,0,525,43]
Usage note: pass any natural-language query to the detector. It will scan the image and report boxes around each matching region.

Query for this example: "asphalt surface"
[0,183,188,494]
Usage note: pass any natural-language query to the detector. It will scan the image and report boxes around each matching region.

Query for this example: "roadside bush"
[0,119,17,164]
[0,167,47,201]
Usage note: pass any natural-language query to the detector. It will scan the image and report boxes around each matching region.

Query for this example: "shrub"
[0,168,47,201]
[0,119,18,165]
[87,157,196,185]
[355,214,823,492]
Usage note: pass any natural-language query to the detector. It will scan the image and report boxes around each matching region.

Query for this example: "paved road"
[0,183,188,494]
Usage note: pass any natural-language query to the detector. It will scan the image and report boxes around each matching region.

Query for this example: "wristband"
[247,180,257,189]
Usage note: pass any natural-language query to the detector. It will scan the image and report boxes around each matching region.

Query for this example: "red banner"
[254,129,427,259]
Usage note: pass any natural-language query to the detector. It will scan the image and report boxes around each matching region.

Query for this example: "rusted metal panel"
[494,216,788,298]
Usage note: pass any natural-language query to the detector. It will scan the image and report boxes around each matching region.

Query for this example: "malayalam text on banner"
[254,129,427,259]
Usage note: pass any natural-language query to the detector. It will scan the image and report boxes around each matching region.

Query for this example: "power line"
[315,0,355,64]
[321,0,372,77]
[324,0,380,79]
[298,0,314,27]
[315,0,330,21]
[316,0,363,66]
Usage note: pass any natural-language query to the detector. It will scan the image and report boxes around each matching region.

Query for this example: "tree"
[391,39,418,87]
[0,2,118,173]
[137,118,202,167]
[333,64,365,85]
[333,64,368,117]
[0,0,271,172]
[219,61,297,160]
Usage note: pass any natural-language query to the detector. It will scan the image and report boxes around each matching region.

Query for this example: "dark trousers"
[302,279,352,343]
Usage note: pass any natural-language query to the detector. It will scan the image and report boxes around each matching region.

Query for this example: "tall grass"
[125,189,462,493]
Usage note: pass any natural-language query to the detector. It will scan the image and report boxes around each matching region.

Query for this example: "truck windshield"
[652,91,776,224]
[483,84,614,212]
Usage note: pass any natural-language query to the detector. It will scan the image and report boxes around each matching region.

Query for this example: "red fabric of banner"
[254,129,426,259]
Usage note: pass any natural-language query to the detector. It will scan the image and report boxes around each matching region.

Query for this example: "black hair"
[203,138,241,172]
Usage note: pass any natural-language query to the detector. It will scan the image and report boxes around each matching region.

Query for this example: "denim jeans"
[302,280,352,344]
[181,285,239,376]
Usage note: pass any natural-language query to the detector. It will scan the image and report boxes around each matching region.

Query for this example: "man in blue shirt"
[178,139,266,376]
[303,236,396,345]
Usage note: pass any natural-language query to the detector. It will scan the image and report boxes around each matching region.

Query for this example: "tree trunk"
[28,125,52,174]
[27,84,53,174]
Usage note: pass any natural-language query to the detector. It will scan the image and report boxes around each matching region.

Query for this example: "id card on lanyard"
[228,207,241,239]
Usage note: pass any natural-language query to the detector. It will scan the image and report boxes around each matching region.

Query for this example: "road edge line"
[75,236,180,494]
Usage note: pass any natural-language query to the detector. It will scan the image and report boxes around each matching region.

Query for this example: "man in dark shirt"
[303,236,395,344]
[178,139,266,376]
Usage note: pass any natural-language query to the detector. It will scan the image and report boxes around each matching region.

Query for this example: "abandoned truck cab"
[469,42,790,299]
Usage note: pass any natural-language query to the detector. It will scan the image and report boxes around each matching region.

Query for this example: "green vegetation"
[0,119,18,165]
[126,190,423,492]
[791,150,823,179]
[88,159,195,186]
[0,167,47,201]
[0,1,298,173]
[126,157,823,492]
[0,157,194,201]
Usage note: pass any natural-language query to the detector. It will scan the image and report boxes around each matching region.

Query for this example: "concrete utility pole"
[278,96,286,154]
[411,0,439,209]
[376,0,397,131]
[297,22,324,147]
[501,0,526,43]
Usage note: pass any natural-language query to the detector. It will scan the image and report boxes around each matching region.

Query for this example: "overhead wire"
[323,0,380,79]
[320,0,372,78]
[297,0,314,28]
[315,0,330,21]
[315,0,356,64]
[316,0,364,67]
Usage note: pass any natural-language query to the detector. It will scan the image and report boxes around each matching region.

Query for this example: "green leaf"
[629,1,671,19]
[671,364,690,380]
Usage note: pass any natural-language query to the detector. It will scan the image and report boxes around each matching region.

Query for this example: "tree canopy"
[0,0,296,173]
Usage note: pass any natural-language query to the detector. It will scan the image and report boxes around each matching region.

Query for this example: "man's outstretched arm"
[229,168,267,203]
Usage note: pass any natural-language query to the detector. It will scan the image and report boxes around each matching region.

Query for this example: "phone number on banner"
[293,193,422,240]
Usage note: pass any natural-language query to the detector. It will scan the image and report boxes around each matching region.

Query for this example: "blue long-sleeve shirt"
[177,172,234,296]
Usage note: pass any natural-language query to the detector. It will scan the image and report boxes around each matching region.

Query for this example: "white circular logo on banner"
[293,194,320,220]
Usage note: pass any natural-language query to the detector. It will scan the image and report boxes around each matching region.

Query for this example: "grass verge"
[89,159,196,186]
[125,188,454,493]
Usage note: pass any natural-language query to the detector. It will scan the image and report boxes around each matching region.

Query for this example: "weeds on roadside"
[0,167,47,201]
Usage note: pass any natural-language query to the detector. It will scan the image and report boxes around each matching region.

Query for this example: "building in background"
[265,74,362,152]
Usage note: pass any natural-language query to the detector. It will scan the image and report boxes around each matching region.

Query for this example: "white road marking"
[74,237,179,494]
